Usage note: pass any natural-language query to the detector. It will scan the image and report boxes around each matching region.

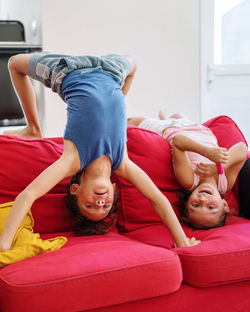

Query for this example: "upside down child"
[0,52,200,254]
[128,111,247,229]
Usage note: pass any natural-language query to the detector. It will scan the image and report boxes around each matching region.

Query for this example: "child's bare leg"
[4,53,43,139]
[127,117,145,126]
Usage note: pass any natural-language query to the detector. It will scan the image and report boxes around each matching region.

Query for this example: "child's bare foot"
[169,113,186,119]
[127,117,145,126]
[3,125,43,139]
[159,111,185,120]
[158,110,167,120]
[205,147,229,164]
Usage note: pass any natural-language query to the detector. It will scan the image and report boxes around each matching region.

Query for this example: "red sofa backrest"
[0,136,73,233]
[0,116,247,234]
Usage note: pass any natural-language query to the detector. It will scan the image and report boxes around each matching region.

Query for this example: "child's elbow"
[172,134,184,148]
[124,55,137,76]
[239,142,248,160]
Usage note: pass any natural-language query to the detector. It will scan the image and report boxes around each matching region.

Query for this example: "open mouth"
[199,189,212,195]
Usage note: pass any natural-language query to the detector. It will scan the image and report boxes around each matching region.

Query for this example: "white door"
[201,0,250,143]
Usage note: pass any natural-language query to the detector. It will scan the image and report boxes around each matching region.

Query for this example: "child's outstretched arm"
[0,140,80,252]
[115,148,200,248]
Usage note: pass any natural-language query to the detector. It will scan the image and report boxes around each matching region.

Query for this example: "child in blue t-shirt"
[0,52,200,252]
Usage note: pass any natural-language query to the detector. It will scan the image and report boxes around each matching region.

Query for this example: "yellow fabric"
[0,202,67,268]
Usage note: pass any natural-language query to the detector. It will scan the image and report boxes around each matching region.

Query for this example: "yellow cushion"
[0,202,67,268]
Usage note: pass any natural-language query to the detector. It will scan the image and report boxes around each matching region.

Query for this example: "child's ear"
[112,183,116,191]
[70,184,79,195]
[222,199,230,213]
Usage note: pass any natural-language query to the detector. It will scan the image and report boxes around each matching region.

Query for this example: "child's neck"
[200,176,218,187]
[85,155,112,178]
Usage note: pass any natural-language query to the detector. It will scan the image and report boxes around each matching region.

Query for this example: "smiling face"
[70,176,116,222]
[187,183,229,229]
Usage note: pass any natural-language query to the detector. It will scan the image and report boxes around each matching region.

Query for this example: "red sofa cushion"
[115,116,250,287]
[177,218,250,287]
[203,115,248,201]
[203,115,247,148]
[0,232,182,312]
[125,218,250,287]
[0,135,73,233]
[112,127,181,233]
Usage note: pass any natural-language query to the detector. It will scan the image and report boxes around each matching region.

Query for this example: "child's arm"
[172,134,229,164]
[224,142,248,190]
[115,149,199,248]
[0,140,80,252]
[171,138,195,190]
[122,56,137,95]
[194,142,247,190]
[171,134,229,189]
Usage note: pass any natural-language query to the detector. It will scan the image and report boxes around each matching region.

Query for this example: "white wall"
[42,0,200,137]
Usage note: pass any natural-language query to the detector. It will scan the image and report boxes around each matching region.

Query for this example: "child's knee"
[8,53,31,74]
[8,54,21,71]
[8,55,16,71]
[172,134,183,147]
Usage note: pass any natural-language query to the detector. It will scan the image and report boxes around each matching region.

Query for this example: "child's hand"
[195,162,218,177]
[187,237,201,246]
[0,237,12,252]
[174,237,201,248]
[206,147,229,164]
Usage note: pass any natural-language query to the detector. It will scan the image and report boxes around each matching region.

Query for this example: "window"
[215,0,250,64]
[201,0,250,143]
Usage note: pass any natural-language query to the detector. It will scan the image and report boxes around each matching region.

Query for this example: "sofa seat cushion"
[124,216,250,287]
[177,217,250,287]
[89,280,250,312]
[0,232,182,312]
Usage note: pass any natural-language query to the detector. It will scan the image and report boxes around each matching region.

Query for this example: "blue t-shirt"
[62,70,127,171]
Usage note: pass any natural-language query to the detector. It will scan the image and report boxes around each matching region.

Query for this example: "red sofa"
[0,115,250,312]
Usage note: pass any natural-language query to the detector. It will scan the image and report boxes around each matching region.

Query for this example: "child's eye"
[103,204,111,209]
[85,204,93,209]
[208,205,215,210]
[192,203,199,208]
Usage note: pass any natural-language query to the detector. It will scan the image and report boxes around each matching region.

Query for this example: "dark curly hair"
[175,190,227,230]
[66,169,118,236]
